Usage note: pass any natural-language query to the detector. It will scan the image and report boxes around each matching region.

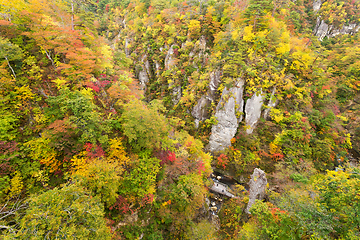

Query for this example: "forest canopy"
[1,0,360,239]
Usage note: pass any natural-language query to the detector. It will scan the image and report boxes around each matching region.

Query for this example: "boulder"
[245,168,268,214]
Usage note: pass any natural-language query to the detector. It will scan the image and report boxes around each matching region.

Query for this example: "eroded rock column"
[207,79,245,152]
[245,168,268,214]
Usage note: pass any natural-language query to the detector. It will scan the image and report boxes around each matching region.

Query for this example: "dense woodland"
[0,0,360,239]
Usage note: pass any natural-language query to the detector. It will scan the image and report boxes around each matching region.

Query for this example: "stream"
[207,171,245,215]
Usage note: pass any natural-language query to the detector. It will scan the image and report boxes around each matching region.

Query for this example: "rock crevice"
[207,79,245,152]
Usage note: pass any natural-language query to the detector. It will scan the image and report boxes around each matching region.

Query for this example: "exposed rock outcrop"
[313,0,322,11]
[137,55,151,91]
[114,211,138,230]
[165,44,176,70]
[245,168,268,214]
[313,0,359,40]
[210,182,236,198]
[208,71,222,98]
[192,96,211,128]
[207,79,245,152]
[263,88,278,120]
[245,91,264,134]
[124,38,131,57]
[191,70,222,127]
[172,85,182,105]
[314,18,359,41]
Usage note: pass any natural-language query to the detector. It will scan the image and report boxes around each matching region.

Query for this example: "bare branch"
[4,56,16,79]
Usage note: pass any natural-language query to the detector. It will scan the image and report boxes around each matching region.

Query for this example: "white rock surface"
[172,85,182,105]
[313,0,322,11]
[207,80,245,152]
[245,168,268,214]
[138,55,151,90]
[124,38,131,57]
[155,61,161,77]
[313,0,359,40]
[209,70,222,98]
[192,96,211,122]
[314,18,330,41]
[245,91,264,134]
[198,35,206,54]
[314,18,359,40]
[164,45,176,70]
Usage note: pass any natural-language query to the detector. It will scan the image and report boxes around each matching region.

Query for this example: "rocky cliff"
[313,0,360,40]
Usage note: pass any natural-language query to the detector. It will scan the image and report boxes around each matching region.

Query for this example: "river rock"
[207,79,245,152]
[245,91,264,134]
[245,168,268,214]
[209,214,221,231]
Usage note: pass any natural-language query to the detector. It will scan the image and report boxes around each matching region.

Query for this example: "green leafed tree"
[120,98,170,151]
[313,168,360,238]
[46,86,110,145]
[3,183,112,240]
[0,36,23,80]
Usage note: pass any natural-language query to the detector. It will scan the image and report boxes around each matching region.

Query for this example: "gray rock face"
[314,18,330,41]
[314,18,359,40]
[191,70,222,126]
[115,211,138,229]
[245,91,264,134]
[313,0,359,41]
[189,35,207,58]
[192,96,211,123]
[125,38,131,57]
[331,24,359,37]
[207,79,245,152]
[245,168,268,214]
[138,55,151,90]
[210,214,221,231]
[165,45,176,70]
[155,61,161,77]
[199,35,206,53]
[209,71,222,98]
[263,88,278,120]
[313,0,322,11]
[172,85,182,105]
